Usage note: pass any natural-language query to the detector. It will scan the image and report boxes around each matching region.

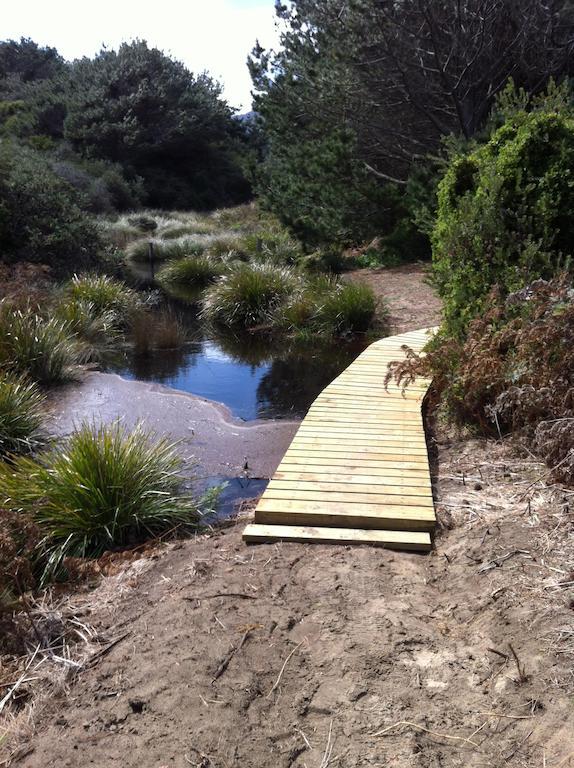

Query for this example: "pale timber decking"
[243,328,436,551]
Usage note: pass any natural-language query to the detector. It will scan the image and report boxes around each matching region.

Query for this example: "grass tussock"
[63,274,139,318]
[158,255,225,290]
[202,263,300,328]
[0,421,200,581]
[129,309,188,354]
[127,236,207,263]
[0,373,46,456]
[0,301,81,384]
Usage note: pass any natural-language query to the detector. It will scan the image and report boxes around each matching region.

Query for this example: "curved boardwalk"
[243,328,436,551]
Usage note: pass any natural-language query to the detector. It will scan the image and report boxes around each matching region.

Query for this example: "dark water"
[107,324,365,422]
[203,477,269,522]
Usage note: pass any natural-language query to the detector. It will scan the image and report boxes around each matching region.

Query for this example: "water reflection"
[107,319,365,421]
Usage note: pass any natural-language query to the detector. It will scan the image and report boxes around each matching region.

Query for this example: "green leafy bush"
[0,141,100,273]
[202,263,299,328]
[0,373,45,456]
[0,302,81,383]
[433,97,574,336]
[0,422,200,579]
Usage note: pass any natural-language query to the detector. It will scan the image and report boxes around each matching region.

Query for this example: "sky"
[3,0,281,111]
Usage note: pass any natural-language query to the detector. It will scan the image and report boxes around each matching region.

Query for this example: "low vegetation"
[202,262,299,329]
[0,301,81,384]
[158,254,225,291]
[0,422,201,581]
[0,373,45,456]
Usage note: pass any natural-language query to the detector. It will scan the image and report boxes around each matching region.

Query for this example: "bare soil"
[5,266,574,767]
[347,263,442,334]
[12,436,574,768]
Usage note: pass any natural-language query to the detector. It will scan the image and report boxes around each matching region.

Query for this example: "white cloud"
[3,0,280,110]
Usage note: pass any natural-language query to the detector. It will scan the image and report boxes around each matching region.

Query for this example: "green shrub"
[202,263,299,328]
[0,422,201,580]
[0,373,45,456]
[433,98,574,336]
[0,141,100,273]
[158,256,225,291]
[0,302,81,384]
[387,275,574,485]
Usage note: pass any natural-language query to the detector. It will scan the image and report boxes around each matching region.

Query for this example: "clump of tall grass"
[97,218,142,248]
[313,281,377,336]
[274,278,378,337]
[0,373,46,456]
[0,421,201,580]
[242,231,303,266]
[158,256,225,291]
[202,263,300,328]
[0,301,82,384]
[127,237,207,263]
[63,274,139,319]
[55,299,121,362]
[129,309,188,354]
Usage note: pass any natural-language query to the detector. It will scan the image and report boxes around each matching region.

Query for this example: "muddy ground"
[12,435,574,768]
[46,373,300,485]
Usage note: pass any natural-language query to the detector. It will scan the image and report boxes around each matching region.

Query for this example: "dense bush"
[0,302,81,383]
[0,141,100,272]
[64,41,252,210]
[387,275,574,485]
[433,94,574,336]
[0,422,200,580]
[0,373,45,456]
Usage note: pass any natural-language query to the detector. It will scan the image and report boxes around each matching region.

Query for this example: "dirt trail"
[347,263,442,334]
[14,436,574,768]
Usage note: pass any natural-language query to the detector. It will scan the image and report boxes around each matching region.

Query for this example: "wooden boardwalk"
[243,328,436,551]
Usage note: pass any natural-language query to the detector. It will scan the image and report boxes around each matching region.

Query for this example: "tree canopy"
[251,0,574,248]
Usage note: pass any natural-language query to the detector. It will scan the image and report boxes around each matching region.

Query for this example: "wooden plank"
[274,471,431,488]
[264,487,434,507]
[291,437,428,451]
[300,420,424,432]
[255,502,435,531]
[269,479,430,497]
[284,447,430,462]
[279,458,432,475]
[243,524,431,551]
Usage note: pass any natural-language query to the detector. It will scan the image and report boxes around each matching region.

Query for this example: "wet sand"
[46,372,301,486]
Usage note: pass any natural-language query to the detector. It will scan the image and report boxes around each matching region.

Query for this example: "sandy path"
[14,435,574,768]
